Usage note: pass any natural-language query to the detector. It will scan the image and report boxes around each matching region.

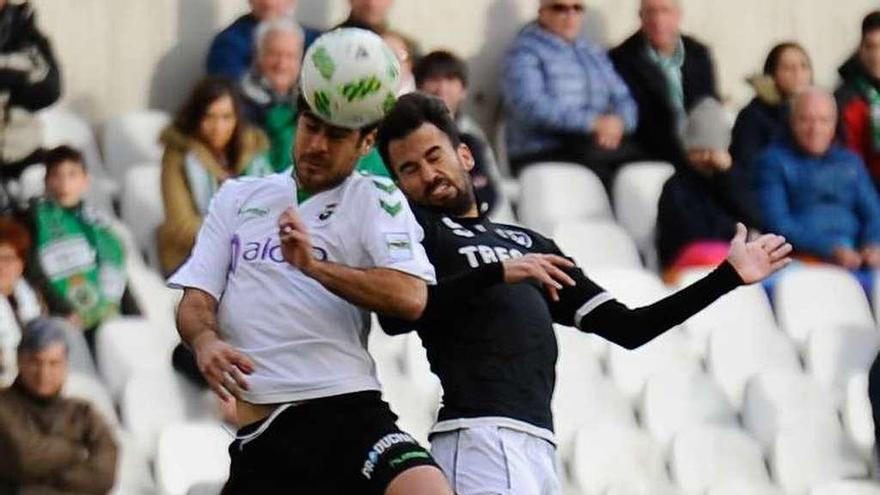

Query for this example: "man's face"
[538,1,585,43]
[45,161,89,208]
[0,243,23,297]
[349,0,394,28]
[420,77,467,116]
[18,342,68,399]
[249,0,294,20]
[387,123,476,216]
[258,30,303,95]
[639,0,682,51]
[860,30,880,80]
[792,93,837,157]
[294,112,371,193]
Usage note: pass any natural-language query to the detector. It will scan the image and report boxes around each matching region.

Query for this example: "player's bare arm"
[177,288,254,401]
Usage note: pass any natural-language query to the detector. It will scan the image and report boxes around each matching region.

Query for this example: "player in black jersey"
[362,93,793,495]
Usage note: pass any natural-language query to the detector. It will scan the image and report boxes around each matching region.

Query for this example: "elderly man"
[0,318,117,494]
[610,0,718,169]
[207,0,320,79]
[759,89,880,269]
[501,0,640,186]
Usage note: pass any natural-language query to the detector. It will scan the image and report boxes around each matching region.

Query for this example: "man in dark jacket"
[0,0,61,179]
[609,0,718,169]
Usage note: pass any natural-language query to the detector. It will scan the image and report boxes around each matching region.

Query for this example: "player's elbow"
[392,282,427,321]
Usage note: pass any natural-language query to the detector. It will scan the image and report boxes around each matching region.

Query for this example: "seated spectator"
[731,42,812,178]
[657,99,760,281]
[339,0,394,33]
[27,146,126,350]
[837,11,880,190]
[415,50,503,215]
[501,0,641,186]
[206,0,320,79]
[0,218,41,380]
[0,318,117,494]
[0,0,61,179]
[610,0,718,169]
[239,18,303,172]
[158,77,270,276]
[759,88,880,270]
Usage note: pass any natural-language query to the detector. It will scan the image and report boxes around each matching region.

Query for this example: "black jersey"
[380,208,743,435]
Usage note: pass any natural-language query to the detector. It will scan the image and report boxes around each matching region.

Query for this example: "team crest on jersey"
[318,203,338,221]
[495,228,533,248]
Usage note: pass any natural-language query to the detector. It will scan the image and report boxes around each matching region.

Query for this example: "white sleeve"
[357,180,436,284]
[166,182,237,300]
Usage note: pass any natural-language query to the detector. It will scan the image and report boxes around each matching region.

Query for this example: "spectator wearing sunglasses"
[610,0,719,170]
[501,0,642,188]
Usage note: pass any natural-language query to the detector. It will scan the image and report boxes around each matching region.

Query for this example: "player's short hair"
[295,94,379,139]
[376,92,462,177]
[44,145,86,175]
[414,50,468,88]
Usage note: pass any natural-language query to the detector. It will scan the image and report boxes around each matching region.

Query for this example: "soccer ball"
[300,28,401,129]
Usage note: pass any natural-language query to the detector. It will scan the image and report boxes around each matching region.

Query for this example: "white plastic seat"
[707,480,785,495]
[102,110,170,182]
[843,373,875,460]
[771,417,868,495]
[742,370,841,450]
[96,316,177,398]
[603,480,684,495]
[774,266,874,348]
[669,425,770,495]
[707,324,801,408]
[63,372,118,427]
[111,430,157,495]
[120,163,164,268]
[611,162,675,269]
[518,162,612,233]
[806,326,880,404]
[552,220,643,270]
[640,369,737,448]
[155,422,230,495]
[607,328,701,400]
[810,480,880,495]
[569,424,668,495]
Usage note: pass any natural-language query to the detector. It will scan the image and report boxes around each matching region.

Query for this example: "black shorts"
[221,391,439,494]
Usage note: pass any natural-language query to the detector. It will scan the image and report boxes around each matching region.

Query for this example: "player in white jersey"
[169,94,453,494]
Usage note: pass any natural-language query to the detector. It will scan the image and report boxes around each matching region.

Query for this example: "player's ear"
[457,142,475,173]
[358,129,377,157]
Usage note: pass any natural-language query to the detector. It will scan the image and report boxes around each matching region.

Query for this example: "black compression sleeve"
[578,261,744,349]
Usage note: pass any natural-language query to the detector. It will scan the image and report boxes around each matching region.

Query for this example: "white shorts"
[430,426,562,495]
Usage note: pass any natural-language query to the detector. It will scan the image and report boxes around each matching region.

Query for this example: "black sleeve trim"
[578,261,744,349]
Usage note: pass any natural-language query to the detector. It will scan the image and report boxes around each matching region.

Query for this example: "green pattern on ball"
[339,76,383,103]
[311,46,336,81]
[313,90,332,118]
[382,92,397,115]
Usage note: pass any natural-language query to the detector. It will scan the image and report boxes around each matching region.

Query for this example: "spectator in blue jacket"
[758,88,880,269]
[501,0,641,186]
[206,0,319,79]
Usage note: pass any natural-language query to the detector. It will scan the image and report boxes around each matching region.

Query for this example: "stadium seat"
[805,326,880,404]
[102,110,170,182]
[843,373,875,460]
[669,425,770,495]
[707,324,801,408]
[810,480,880,495]
[16,163,45,203]
[120,163,164,268]
[640,368,737,448]
[493,117,512,179]
[63,372,118,427]
[611,161,675,269]
[603,480,684,495]
[771,416,868,495]
[568,423,668,495]
[121,367,216,459]
[96,316,177,398]
[552,220,643,270]
[154,421,230,495]
[774,266,874,348]
[706,480,785,495]
[518,162,612,234]
[607,328,701,400]
[742,370,840,450]
[111,430,157,495]
[676,268,778,355]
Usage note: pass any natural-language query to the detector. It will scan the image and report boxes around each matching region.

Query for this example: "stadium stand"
[101,110,170,183]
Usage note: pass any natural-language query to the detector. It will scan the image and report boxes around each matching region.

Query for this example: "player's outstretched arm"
[177,288,254,401]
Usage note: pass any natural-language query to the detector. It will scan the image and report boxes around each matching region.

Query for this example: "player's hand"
[726,223,792,284]
[192,333,254,402]
[278,207,317,275]
[502,254,577,302]
[861,245,880,269]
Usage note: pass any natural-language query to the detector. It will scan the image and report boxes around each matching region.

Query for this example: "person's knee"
[385,465,452,495]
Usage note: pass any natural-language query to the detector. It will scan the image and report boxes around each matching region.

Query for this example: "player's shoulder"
[343,173,409,213]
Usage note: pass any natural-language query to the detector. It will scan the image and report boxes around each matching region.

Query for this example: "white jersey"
[169,172,436,404]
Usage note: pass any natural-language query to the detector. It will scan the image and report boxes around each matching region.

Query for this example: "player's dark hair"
[376,92,462,178]
[44,145,86,174]
[295,94,380,140]
[863,11,880,39]
[414,50,469,88]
